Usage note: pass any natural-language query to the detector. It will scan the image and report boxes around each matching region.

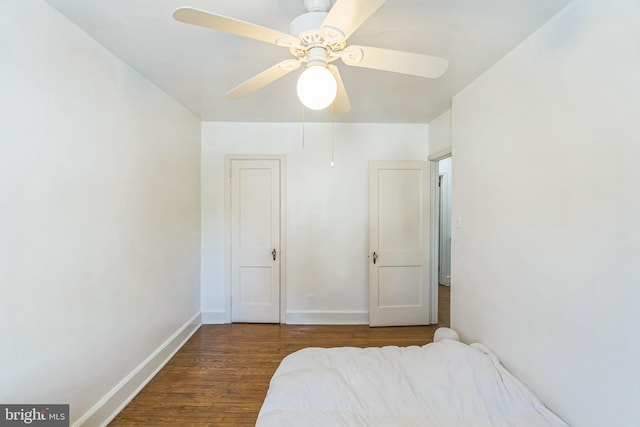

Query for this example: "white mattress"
[257,338,567,427]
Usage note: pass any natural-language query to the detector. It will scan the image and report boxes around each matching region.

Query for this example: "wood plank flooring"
[109,286,450,426]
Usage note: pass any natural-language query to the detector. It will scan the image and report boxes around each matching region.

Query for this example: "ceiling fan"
[173,0,449,114]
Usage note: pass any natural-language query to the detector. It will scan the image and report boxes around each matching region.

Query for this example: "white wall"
[451,0,640,426]
[201,122,428,323]
[428,109,452,158]
[0,1,201,424]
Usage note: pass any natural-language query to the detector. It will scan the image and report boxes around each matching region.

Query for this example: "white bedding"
[257,338,567,427]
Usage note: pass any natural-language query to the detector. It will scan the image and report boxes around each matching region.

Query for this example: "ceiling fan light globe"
[297,65,337,110]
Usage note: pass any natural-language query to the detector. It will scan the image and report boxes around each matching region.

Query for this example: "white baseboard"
[201,310,227,324]
[74,312,201,427]
[285,310,369,325]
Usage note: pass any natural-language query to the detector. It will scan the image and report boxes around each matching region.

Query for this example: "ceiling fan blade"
[173,7,299,47]
[321,0,386,40]
[226,59,302,99]
[328,65,351,115]
[342,45,449,79]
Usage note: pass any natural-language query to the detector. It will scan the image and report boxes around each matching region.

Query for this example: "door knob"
[272,249,277,261]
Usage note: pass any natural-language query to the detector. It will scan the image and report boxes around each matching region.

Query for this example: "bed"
[257,328,567,427]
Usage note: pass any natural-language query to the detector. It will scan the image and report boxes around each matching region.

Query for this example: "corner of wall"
[428,109,452,159]
[74,313,202,427]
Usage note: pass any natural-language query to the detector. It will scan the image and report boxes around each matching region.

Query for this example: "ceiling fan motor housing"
[289,1,347,64]
[304,0,331,13]
[290,0,333,37]
[289,11,327,37]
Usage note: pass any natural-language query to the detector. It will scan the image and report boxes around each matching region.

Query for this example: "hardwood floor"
[109,286,450,426]
[438,284,451,327]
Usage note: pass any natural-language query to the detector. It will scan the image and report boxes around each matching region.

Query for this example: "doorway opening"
[429,155,452,326]
[437,156,452,287]
[437,156,452,326]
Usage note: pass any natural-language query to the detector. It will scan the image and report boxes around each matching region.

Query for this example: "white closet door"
[231,159,280,323]
[369,161,430,326]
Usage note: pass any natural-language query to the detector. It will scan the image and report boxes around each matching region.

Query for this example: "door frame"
[427,149,452,324]
[225,155,287,324]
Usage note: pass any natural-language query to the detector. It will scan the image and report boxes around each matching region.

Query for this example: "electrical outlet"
[307,294,315,305]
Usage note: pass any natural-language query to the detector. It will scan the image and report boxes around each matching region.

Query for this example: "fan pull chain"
[330,104,335,168]
[301,104,305,149]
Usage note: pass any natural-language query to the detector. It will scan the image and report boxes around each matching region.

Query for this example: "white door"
[230,159,280,323]
[369,161,430,326]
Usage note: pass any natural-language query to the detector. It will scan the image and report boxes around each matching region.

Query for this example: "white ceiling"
[43,0,572,123]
